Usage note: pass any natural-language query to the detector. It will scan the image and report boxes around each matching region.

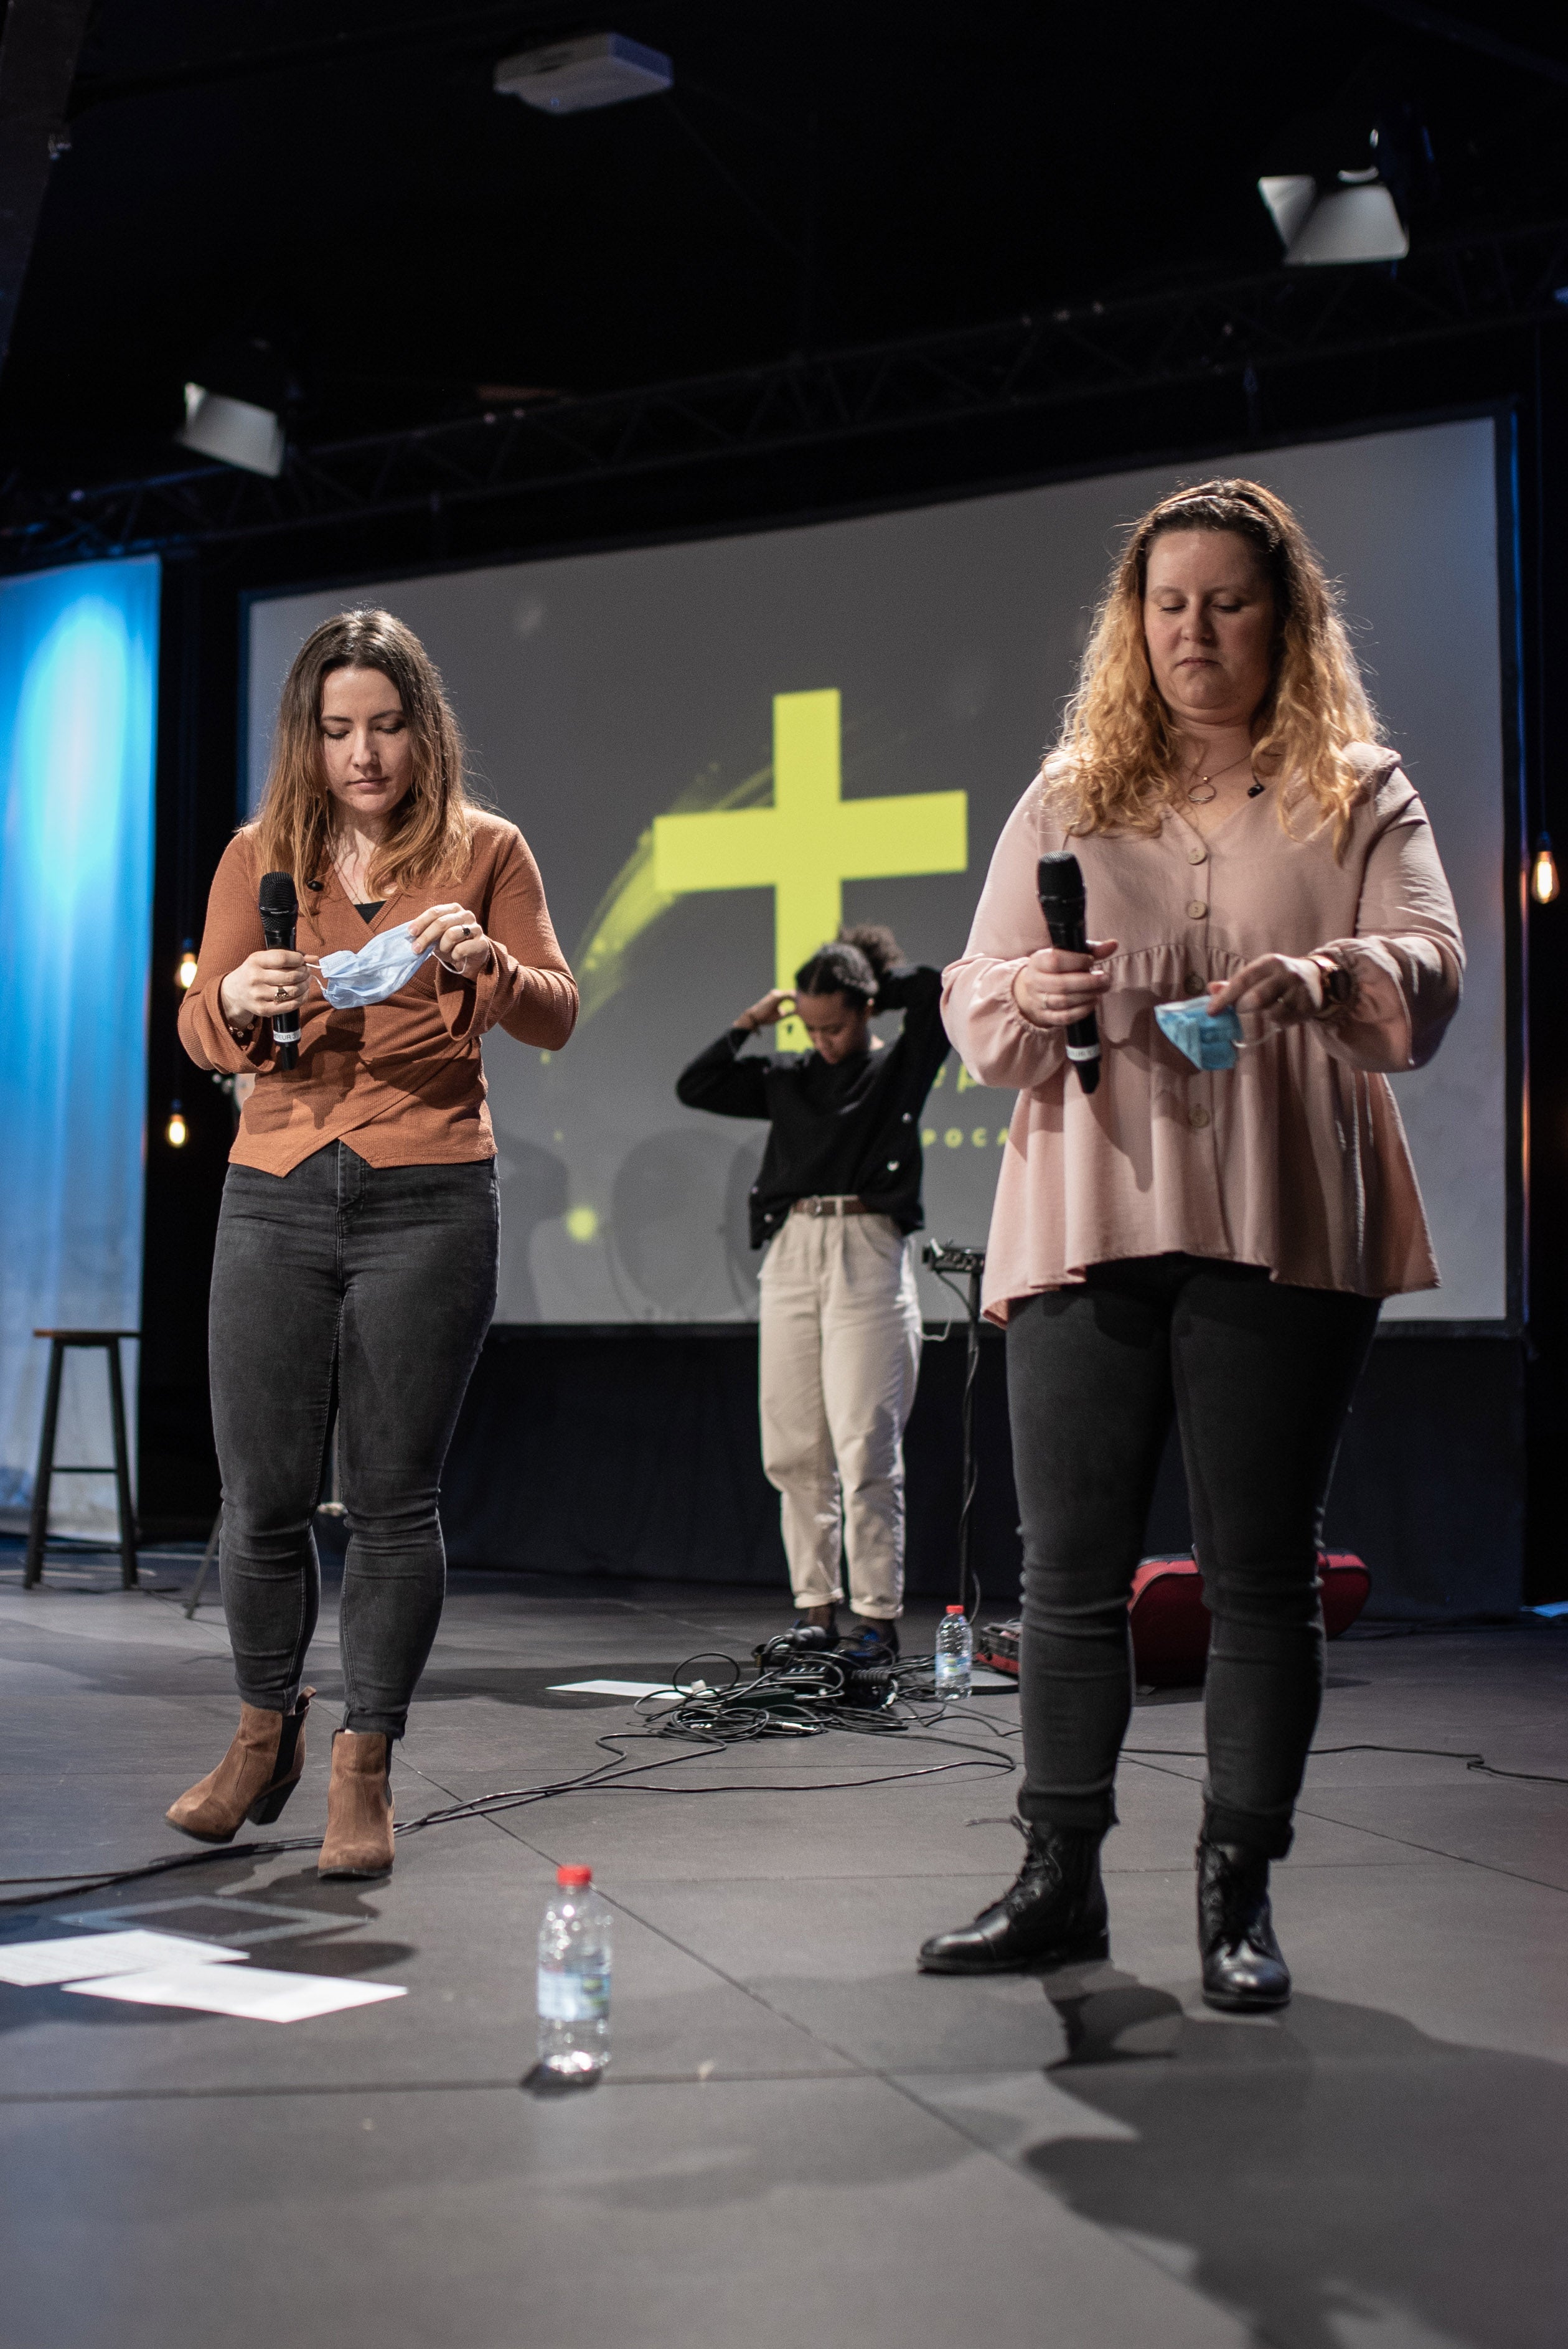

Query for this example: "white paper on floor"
[0,1931,247,1986]
[548,1678,681,1698]
[64,1964,408,2023]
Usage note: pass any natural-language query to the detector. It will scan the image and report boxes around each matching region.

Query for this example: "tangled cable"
[0,1645,1015,1909]
[636,1642,944,1741]
[7,1613,1565,1914]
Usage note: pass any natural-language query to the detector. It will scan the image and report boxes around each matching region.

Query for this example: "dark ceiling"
[6,0,1568,491]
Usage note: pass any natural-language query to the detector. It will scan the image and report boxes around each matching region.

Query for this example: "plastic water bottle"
[934,1604,974,1700]
[537,1864,612,2077]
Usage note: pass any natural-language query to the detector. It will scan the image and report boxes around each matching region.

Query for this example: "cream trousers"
[758,1212,923,1619]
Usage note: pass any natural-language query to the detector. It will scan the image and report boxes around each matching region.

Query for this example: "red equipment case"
[974,1551,1371,1689]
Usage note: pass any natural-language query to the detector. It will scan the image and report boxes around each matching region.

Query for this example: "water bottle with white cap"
[934,1604,974,1700]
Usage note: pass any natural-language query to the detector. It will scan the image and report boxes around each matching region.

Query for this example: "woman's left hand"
[1207,954,1323,1026]
[411,902,492,978]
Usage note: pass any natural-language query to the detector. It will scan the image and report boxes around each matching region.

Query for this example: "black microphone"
[258,870,301,1071]
[1036,851,1101,1094]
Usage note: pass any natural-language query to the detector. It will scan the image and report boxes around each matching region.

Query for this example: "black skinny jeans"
[1008,1255,1379,1859]
[209,1142,499,1739]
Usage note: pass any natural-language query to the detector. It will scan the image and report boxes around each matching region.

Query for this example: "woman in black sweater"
[675,926,949,1657]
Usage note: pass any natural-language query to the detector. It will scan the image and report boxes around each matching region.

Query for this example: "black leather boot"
[1197,1838,1292,2012]
[918,1823,1109,1974]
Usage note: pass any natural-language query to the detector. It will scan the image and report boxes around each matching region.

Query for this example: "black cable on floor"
[1124,1741,1568,1787]
[0,1655,1018,1910]
[6,1691,1562,1913]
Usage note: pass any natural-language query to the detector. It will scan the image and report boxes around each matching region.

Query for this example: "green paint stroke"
[571,758,773,1024]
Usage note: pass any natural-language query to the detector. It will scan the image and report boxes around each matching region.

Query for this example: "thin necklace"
[332,831,378,895]
[1178,748,1254,806]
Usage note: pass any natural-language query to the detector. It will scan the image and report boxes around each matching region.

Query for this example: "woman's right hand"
[218,949,309,1030]
[735,987,794,1033]
[1011,940,1118,1029]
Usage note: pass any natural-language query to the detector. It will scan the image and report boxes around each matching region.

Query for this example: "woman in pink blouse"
[919,479,1462,2010]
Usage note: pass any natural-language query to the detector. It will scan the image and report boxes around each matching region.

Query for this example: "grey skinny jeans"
[209,1142,498,1738]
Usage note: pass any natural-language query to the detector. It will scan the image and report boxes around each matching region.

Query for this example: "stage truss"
[2,217,1566,570]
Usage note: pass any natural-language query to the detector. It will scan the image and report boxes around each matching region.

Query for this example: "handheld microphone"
[258,871,301,1071]
[1036,851,1101,1094]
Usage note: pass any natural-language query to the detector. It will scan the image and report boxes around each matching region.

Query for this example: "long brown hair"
[251,608,475,900]
[1054,478,1379,850]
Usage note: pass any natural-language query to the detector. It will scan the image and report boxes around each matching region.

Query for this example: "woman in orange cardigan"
[169,608,576,1876]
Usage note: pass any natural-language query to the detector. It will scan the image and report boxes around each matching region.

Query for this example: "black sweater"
[675,966,951,1248]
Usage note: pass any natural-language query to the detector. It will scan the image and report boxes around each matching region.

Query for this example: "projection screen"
[246,417,1510,1327]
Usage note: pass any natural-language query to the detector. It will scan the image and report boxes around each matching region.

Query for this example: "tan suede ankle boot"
[317,1729,395,1878]
[166,1688,314,1844]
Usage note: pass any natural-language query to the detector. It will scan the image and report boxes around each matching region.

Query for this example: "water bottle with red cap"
[537,1863,613,2076]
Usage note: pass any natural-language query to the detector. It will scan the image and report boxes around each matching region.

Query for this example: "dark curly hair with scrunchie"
[794,924,905,1008]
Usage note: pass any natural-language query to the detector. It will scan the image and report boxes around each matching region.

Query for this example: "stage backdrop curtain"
[0,557,160,1537]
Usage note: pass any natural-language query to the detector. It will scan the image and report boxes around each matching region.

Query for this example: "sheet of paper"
[0,1931,246,1986]
[64,1964,407,2023]
[548,1678,680,1698]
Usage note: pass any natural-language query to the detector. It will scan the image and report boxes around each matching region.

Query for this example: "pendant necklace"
[1181,748,1255,806]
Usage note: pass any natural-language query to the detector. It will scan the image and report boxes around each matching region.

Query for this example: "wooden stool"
[24,1330,139,1590]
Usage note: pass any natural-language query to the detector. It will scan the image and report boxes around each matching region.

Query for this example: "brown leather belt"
[791,1195,873,1218]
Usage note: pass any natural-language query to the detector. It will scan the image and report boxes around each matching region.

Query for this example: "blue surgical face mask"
[315,921,434,1010]
[1155,995,1242,1071]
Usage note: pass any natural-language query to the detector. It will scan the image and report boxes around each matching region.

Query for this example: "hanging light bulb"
[166,1103,188,1148]
[1533,834,1559,906]
[176,939,198,989]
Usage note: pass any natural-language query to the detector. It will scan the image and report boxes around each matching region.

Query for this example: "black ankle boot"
[1197,1838,1291,2012]
[838,1618,898,1664]
[918,1823,1109,1974]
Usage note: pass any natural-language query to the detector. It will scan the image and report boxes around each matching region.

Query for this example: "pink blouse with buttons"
[942,745,1464,1324]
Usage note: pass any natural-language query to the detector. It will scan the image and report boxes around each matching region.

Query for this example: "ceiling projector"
[494,33,672,115]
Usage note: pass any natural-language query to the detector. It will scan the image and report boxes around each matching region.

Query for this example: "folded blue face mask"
[315,921,434,1010]
[1155,994,1242,1071]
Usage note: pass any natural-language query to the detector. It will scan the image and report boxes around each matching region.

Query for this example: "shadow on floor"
[1030,1975,1568,2349]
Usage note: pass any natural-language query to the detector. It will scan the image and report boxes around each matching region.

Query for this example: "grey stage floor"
[1,1543,1566,2349]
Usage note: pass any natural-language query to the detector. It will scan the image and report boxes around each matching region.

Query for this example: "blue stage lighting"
[0,557,160,1531]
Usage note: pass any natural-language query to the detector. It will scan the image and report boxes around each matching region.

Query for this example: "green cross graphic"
[652,689,967,1048]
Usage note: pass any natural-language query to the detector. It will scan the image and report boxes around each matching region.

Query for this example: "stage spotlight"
[176,940,197,990]
[1533,835,1559,906]
[1259,169,1407,266]
[166,1104,189,1148]
[494,32,671,113]
[1259,115,1409,266]
[176,383,285,477]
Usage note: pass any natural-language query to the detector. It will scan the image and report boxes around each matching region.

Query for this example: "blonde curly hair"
[1053,478,1379,851]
